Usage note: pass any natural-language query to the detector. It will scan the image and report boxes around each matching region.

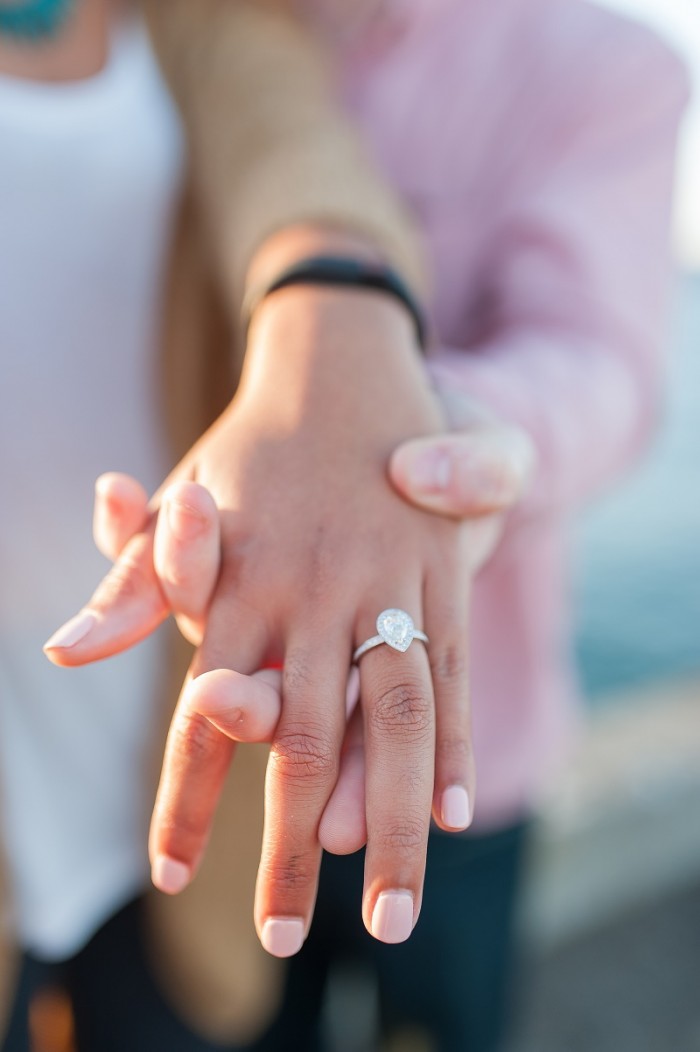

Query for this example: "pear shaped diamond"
[376,609,415,653]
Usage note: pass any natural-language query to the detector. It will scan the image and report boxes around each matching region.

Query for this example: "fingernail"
[166,498,208,541]
[152,856,191,895]
[261,917,305,958]
[405,449,451,494]
[94,474,117,500]
[43,611,96,651]
[441,785,471,830]
[371,890,414,944]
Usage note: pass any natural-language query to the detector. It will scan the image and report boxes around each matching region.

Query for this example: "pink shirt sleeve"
[428,30,690,515]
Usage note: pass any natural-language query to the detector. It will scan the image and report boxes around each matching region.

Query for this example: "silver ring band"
[353,608,429,664]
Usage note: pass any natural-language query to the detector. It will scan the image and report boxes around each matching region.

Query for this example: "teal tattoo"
[0,0,76,41]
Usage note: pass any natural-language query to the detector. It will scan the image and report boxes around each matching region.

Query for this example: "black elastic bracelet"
[244,255,427,350]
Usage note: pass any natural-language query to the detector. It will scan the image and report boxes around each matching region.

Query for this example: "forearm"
[144,0,426,313]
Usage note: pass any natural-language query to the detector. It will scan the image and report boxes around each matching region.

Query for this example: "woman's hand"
[46,312,534,956]
[87,390,534,872]
[45,288,476,954]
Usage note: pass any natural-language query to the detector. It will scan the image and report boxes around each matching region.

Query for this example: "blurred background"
[507,1,700,1049]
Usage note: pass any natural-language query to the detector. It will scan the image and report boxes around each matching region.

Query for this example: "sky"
[592,0,700,268]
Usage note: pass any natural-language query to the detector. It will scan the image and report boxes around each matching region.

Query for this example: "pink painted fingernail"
[441,786,471,830]
[43,611,96,652]
[261,917,305,958]
[405,448,451,494]
[152,856,191,895]
[371,891,414,944]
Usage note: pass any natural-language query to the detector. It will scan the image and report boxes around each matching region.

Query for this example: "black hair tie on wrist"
[244,256,427,351]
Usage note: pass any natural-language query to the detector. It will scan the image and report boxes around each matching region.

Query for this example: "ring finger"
[356,594,435,944]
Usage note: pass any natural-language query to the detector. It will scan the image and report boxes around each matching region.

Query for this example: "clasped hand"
[45,289,533,955]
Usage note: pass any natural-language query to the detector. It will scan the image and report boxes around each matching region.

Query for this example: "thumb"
[43,525,168,667]
[388,426,535,519]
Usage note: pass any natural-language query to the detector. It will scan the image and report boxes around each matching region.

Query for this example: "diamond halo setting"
[353,608,429,663]
[376,609,415,653]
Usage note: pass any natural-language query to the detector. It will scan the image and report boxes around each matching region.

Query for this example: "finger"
[182,667,282,744]
[423,563,475,833]
[45,455,203,665]
[358,597,434,945]
[463,516,506,574]
[150,596,268,894]
[388,428,535,519]
[154,481,221,642]
[254,624,350,958]
[93,472,149,560]
[319,705,366,855]
[345,664,360,719]
[43,524,168,666]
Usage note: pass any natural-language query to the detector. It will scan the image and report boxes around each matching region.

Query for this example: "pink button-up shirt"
[329,0,690,827]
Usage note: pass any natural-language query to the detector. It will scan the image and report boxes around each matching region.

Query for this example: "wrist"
[246,256,426,351]
[244,223,426,347]
[246,282,417,374]
[245,224,386,297]
[238,286,441,437]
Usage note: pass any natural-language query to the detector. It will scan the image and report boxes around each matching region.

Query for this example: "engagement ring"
[353,608,429,663]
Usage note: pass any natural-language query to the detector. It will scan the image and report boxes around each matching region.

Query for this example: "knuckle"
[264,854,316,895]
[156,807,203,849]
[170,712,219,767]
[95,554,152,607]
[370,682,432,742]
[397,764,428,796]
[375,817,426,855]
[436,734,472,767]
[217,532,257,588]
[430,642,469,690]
[271,727,336,785]
[283,652,315,698]
[164,561,195,592]
[302,522,336,599]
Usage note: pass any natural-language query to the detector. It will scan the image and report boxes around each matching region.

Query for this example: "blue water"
[574,272,700,699]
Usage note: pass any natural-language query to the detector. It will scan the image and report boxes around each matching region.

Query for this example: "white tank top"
[0,18,184,958]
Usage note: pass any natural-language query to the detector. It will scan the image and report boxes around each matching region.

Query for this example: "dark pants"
[3,822,528,1052]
